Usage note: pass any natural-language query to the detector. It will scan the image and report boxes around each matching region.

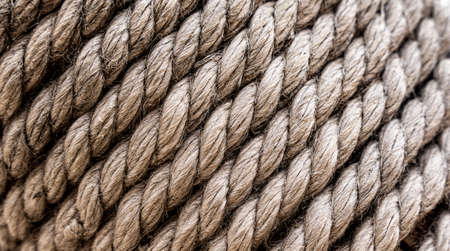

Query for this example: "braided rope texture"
[0,0,448,250]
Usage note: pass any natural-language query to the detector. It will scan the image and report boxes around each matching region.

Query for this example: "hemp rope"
[207,62,449,251]
[0,0,335,183]
[7,0,442,249]
[0,0,61,55]
[0,0,136,124]
[1,0,356,244]
[273,61,450,250]
[86,12,450,251]
[0,0,447,251]
[416,212,450,251]
[0,0,267,183]
[0,0,200,179]
[333,130,450,251]
[143,37,449,251]
[0,0,199,179]
[98,22,442,251]
[3,0,406,247]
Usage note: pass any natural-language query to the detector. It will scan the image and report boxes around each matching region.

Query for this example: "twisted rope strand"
[335,131,450,251]
[62,1,413,249]
[0,0,198,178]
[1,0,442,249]
[1,0,348,246]
[1,0,336,248]
[0,0,136,123]
[0,0,442,249]
[78,1,437,250]
[0,0,202,179]
[266,60,450,251]
[223,80,447,251]
[1,0,211,243]
[0,0,62,55]
[417,212,450,251]
[145,21,448,251]
[0,0,281,181]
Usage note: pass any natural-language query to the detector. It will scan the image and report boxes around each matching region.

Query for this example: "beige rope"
[334,129,450,251]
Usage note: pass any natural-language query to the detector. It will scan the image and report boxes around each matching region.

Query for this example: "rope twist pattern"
[416,212,450,251]
[2,0,344,246]
[0,0,448,250]
[1,0,198,179]
[144,24,448,251]
[0,0,62,54]
[335,129,450,251]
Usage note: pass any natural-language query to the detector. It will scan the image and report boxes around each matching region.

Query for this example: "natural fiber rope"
[416,212,450,251]
[111,21,443,250]
[6,1,446,249]
[0,0,332,182]
[0,0,200,180]
[142,43,449,251]
[0,0,268,182]
[271,64,450,251]
[0,0,62,55]
[0,0,447,251]
[333,129,450,251]
[1,0,404,248]
[0,0,201,180]
[0,0,136,124]
[0,0,348,244]
[272,60,449,251]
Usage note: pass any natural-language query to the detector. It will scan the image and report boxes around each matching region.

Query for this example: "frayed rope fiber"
[0,0,449,250]
[414,212,450,251]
